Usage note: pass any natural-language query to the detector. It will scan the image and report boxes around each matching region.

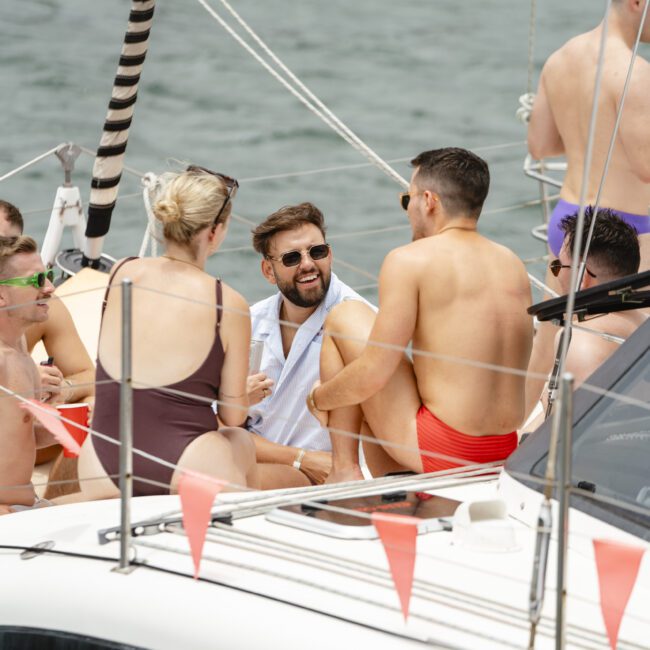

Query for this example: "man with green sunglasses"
[0,234,59,512]
[0,200,95,501]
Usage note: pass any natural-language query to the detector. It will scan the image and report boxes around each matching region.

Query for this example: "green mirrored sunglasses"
[0,269,55,288]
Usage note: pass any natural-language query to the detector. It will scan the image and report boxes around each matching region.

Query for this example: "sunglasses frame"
[266,243,331,268]
[0,269,55,288]
[549,258,597,279]
[186,165,239,226]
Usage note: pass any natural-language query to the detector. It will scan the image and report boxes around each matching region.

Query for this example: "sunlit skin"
[261,223,332,322]
[308,165,534,483]
[0,251,57,509]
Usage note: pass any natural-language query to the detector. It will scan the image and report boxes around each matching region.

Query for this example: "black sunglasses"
[399,192,411,211]
[549,258,597,279]
[186,165,239,225]
[267,243,330,268]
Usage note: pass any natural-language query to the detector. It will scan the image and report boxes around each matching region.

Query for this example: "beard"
[275,269,331,308]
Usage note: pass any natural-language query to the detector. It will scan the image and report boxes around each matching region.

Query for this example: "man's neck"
[0,320,28,351]
[432,216,478,236]
[280,298,318,326]
[606,8,639,49]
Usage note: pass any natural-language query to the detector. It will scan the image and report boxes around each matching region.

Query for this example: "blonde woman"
[79,166,258,498]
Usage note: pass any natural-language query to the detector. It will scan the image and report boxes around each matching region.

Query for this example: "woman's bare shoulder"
[219,281,250,314]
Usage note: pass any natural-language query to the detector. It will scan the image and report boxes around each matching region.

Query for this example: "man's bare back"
[402,231,532,435]
[530,24,650,212]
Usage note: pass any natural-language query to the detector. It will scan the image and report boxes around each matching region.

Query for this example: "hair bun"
[155,198,183,224]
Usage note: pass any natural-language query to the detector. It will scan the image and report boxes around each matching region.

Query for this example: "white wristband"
[293,449,306,470]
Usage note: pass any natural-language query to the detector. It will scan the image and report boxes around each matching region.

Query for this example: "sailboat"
[1,1,649,648]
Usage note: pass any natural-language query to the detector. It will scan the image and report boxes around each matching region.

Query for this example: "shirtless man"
[528,0,650,259]
[307,148,533,483]
[547,209,645,389]
[0,201,94,406]
[525,0,650,415]
[0,236,57,512]
[0,200,94,499]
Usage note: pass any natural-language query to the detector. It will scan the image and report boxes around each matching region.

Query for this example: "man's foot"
[325,465,364,484]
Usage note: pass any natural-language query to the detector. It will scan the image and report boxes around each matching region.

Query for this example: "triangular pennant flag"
[593,538,646,650]
[179,471,225,579]
[371,512,419,621]
[19,399,81,456]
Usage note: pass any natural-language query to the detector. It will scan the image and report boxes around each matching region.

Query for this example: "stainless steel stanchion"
[115,278,134,573]
[555,372,574,650]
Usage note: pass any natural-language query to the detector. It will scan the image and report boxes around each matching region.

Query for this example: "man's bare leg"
[258,463,311,489]
[321,301,423,481]
[43,454,80,500]
[361,422,409,478]
[320,331,364,483]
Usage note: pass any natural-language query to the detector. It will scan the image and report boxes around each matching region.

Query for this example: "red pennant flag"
[179,471,225,579]
[20,399,81,456]
[371,512,419,621]
[593,539,646,650]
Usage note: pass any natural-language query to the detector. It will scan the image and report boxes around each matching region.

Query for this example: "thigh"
[77,434,121,500]
[258,463,310,489]
[361,354,423,472]
[328,301,423,471]
[170,430,247,493]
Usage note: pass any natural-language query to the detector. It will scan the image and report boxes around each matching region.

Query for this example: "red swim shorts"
[416,405,518,473]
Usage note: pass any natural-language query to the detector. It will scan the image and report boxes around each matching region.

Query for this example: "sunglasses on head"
[267,243,330,268]
[186,165,239,225]
[549,259,597,279]
[0,269,55,288]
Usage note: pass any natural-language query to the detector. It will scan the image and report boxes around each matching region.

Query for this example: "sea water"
[1,0,644,305]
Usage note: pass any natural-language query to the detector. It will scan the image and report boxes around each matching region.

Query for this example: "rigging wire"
[196,0,408,188]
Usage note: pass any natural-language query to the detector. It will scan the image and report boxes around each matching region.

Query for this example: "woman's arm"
[217,284,251,427]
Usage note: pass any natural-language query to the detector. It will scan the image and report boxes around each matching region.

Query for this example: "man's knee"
[325,300,375,339]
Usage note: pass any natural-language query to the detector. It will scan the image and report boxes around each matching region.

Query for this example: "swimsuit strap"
[101,256,139,316]
[216,278,223,331]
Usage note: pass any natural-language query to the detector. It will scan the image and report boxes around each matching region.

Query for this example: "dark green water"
[0,0,635,304]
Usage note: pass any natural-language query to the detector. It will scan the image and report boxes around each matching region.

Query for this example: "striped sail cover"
[84,0,156,267]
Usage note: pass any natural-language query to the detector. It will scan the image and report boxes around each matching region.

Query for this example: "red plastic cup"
[56,403,90,458]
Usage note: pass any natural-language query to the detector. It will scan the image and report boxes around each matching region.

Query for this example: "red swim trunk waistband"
[416,405,517,474]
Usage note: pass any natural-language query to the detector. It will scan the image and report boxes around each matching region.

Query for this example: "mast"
[83,0,156,269]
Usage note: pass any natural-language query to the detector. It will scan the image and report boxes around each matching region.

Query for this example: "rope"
[138,172,159,258]
[195,0,408,188]
[0,145,63,183]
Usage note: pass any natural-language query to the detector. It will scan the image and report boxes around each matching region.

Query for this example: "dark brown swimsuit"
[92,258,225,496]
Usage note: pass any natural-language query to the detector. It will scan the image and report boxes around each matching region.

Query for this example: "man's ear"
[261,258,277,285]
[423,191,439,214]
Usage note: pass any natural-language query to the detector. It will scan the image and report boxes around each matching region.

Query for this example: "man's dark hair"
[252,202,327,257]
[560,207,640,278]
[410,147,490,219]
[0,200,24,233]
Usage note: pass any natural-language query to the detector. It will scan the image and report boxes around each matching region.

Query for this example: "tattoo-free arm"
[28,298,95,402]
[528,67,565,159]
[315,249,418,411]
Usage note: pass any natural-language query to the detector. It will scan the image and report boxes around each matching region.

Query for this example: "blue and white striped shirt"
[247,273,374,451]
